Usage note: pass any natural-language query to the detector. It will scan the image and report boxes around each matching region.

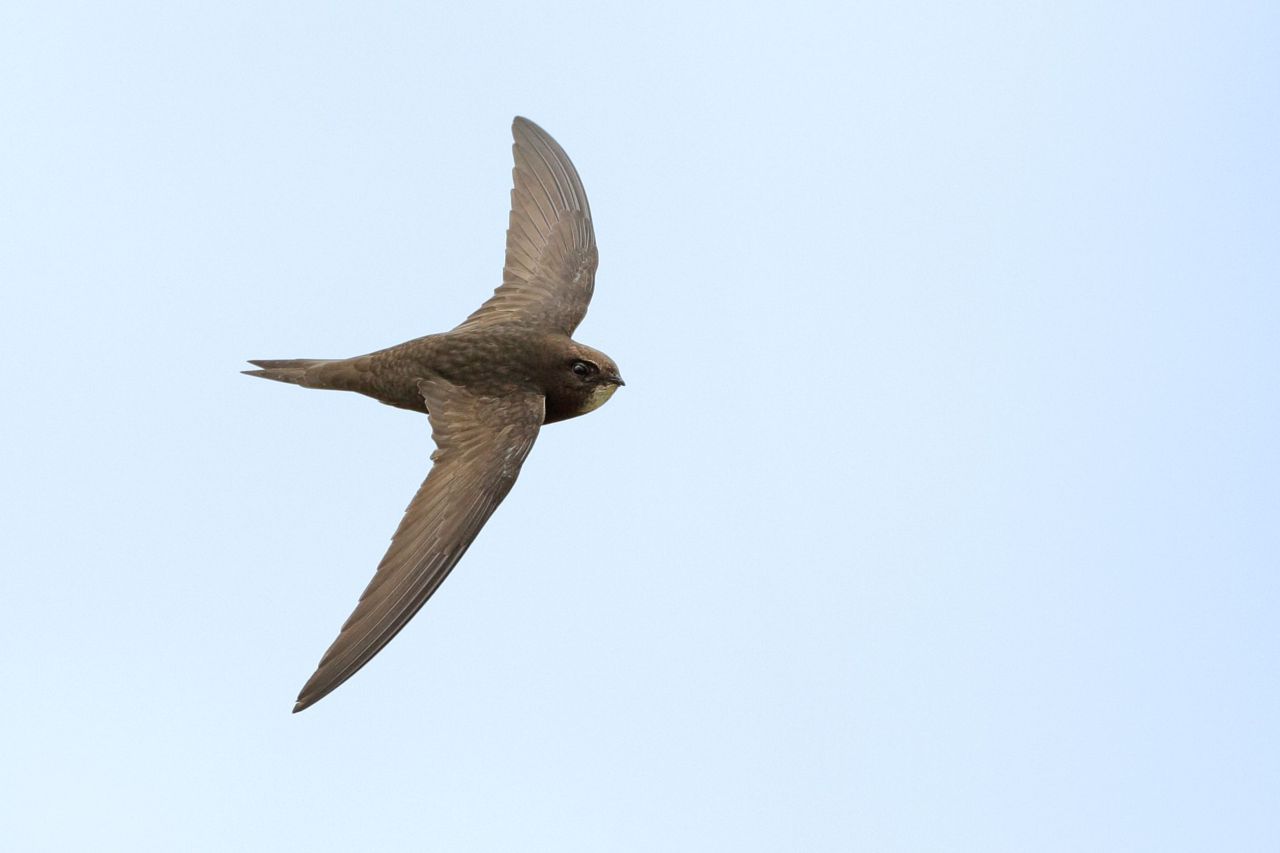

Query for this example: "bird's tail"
[242,358,330,386]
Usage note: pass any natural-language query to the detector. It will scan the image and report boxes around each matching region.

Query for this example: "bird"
[244,117,623,713]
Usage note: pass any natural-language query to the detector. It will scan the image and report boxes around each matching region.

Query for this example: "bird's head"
[542,341,625,423]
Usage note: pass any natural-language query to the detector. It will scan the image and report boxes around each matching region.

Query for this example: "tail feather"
[242,358,327,386]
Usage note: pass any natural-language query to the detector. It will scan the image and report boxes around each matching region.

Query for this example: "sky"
[1,2,1277,851]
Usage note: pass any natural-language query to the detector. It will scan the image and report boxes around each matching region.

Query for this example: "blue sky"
[2,2,1277,850]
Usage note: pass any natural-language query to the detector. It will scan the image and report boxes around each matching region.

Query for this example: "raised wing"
[458,117,597,335]
[293,379,544,712]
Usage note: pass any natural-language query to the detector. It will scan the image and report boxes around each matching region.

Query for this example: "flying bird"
[245,117,623,713]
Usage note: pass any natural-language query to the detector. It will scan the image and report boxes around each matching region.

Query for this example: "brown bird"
[245,117,623,713]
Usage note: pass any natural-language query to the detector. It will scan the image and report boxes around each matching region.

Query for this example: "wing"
[293,379,544,712]
[457,116,598,336]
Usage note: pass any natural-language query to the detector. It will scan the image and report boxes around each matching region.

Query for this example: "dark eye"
[571,361,591,377]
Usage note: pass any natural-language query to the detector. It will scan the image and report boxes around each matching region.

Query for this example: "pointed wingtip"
[512,116,545,137]
[293,675,333,713]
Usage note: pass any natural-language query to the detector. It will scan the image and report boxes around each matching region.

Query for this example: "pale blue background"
[2,2,1276,851]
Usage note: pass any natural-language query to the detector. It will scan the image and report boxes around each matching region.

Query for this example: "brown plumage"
[245,118,623,713]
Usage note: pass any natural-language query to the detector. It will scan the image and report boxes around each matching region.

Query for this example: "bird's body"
[245,118,622,712]
[247,328,619,422]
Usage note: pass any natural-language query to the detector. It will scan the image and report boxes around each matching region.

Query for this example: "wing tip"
[292,666,337,714]
[292,688,322,714]
[512,115,554,144]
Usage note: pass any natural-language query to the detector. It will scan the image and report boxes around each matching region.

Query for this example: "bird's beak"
[606,375,626,387]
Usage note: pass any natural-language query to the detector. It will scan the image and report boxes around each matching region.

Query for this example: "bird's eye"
[571,361,591,377]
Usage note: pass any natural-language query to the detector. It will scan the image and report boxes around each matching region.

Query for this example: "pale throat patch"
[580,383,619,414]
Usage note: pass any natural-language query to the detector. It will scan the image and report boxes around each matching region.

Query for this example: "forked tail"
[242,358,328,386]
